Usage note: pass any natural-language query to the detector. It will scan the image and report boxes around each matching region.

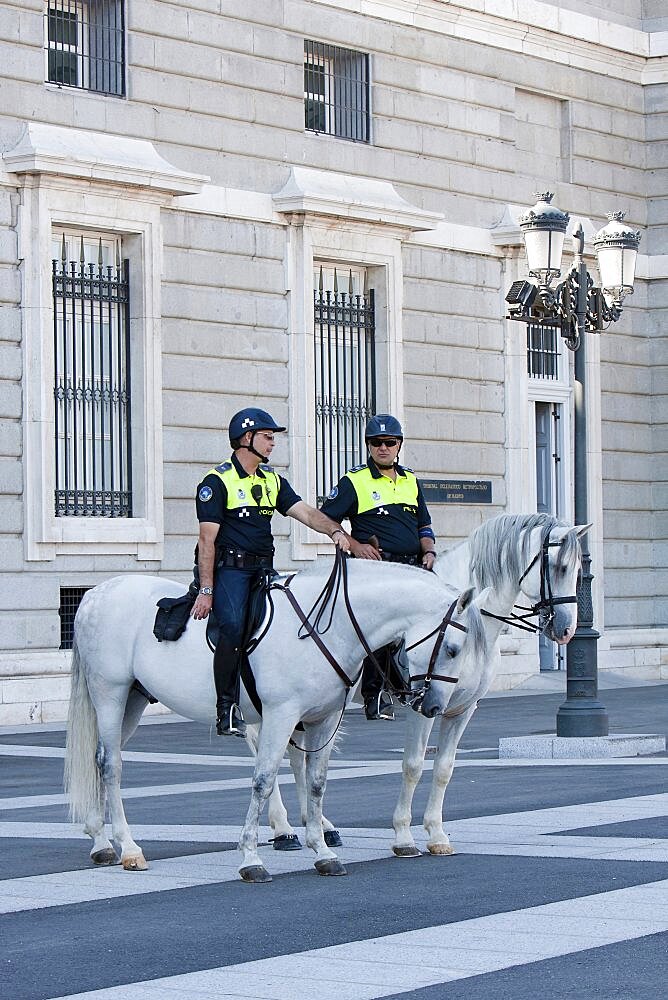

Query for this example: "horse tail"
[64,638,101,824]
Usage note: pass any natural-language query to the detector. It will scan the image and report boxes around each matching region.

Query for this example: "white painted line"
[48,879,668,1000]
[1,793,667,912]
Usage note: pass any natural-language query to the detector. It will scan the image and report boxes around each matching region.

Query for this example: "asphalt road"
[1,684,667,1000]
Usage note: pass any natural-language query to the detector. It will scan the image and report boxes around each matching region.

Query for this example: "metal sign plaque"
[419,479,492,505]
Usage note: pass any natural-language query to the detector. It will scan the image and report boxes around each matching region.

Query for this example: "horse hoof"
[272,833,302,851]
[315,858,347,876]
[392,845,421,858]
[428,843,455,856]
[324,829,342,848]
[122,853,148,871]
[91,847,119,866]
[240,865,272,883]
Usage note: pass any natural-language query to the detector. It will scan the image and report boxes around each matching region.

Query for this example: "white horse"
[261,513,586,858]
[391,512,587,857]
[64,557,488,882]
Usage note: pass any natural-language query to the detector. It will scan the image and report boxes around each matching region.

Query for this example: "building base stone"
[499,733,666,759]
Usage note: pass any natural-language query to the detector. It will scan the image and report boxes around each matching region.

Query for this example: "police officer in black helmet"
[191,407,350,736]
[320,414,436,720]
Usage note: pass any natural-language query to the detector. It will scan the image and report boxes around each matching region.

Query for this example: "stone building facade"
[0,0,666,722]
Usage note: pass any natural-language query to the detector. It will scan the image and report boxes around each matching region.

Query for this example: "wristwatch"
[199,587,213,596]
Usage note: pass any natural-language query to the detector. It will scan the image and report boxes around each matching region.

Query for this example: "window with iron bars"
[52,231,132,518]
[314,265,376,503]
[527,323,560,380]
[304,40,370,142]
[59,586,90,649]
[45,1,125,96]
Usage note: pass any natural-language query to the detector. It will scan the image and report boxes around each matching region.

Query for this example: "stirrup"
[216,703,246,737]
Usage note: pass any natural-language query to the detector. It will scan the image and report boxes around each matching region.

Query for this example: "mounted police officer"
[191,407,349,736]
[320,414,436,720]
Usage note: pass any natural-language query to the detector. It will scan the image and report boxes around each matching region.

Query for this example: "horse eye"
[446,644,458,659]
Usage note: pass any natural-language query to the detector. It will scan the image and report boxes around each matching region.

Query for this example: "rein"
[272,549,466,703]
[480,533,578,634]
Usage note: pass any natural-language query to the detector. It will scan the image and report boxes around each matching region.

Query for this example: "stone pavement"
[1,683,667,1000]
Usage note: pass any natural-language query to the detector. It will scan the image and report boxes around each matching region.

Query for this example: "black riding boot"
[213,636,246,737]
[361,652,394,721]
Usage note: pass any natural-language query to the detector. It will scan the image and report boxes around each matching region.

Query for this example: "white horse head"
[399,583,489,718]
[468,513,586,645]
[436,513,586,646]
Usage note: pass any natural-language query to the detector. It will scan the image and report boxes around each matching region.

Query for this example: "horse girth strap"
[274,581,355,689]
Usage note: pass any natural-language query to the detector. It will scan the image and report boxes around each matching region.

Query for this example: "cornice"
[311,0,667,84]
[2,123,208,196]
[273,166,443,232]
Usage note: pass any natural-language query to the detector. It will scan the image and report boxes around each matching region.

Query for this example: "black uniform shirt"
[196,453,301,556]
[320,458,433,556]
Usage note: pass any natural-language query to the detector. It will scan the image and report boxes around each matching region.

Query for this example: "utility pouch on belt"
[153,582,198,642]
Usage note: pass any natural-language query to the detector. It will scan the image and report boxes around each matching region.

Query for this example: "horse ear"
[575,523,593,539]
[473,586,492,608]
[456,586,475,612]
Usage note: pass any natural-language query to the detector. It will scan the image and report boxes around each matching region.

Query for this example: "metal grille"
[527,324,559,379]
[45,1,125,96]
[314,268,376,503]
[304,40,370,142]
[52,236,132,518]
[59,587,89,650]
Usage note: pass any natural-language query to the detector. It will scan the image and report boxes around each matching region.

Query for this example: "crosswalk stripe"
[50,879,668,1000]
[2,793,667,914]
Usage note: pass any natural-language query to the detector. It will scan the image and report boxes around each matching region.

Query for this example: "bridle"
[480,532,578,635]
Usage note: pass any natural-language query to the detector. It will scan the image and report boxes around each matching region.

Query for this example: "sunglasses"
[368,437,400,448]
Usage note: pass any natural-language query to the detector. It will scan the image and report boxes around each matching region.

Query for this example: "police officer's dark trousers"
[212,565,259,733]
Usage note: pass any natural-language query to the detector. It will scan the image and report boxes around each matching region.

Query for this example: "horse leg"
[287,739,341,847]
[423,705,477,856]
[90,682,148,872]
[245,723,302,851]
[304,729,346,876]
[85,686,149,866]
[392,711,435,857]
[238,712,299,882]
[84,778,117,866]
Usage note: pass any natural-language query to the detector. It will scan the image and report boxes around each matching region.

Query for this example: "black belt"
[380,552,420,565]
[217,548,273,570]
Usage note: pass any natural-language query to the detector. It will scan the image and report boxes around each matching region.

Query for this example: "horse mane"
[469,513,580,591]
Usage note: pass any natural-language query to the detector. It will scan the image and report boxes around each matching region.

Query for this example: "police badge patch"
[327,486,339,500]
[372,491,381,502]
[237,489,246,500]
[198,485,213,502]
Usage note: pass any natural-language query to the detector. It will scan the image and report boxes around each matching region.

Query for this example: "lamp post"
[506,193,641,737]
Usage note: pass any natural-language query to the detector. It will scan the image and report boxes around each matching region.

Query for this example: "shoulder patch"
[326,486,339,500]
[214,462,232,473]
[348,464,366,473]
[260,463,274,473]
[402,466,414,474]
[198,485,213,502]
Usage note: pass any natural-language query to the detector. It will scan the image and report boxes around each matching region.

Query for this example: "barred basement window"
[527,323,559,380]
[304,40,370,142]
[314,266,376,503]
[45,1,125,96]
[52,232,132,518]
[59,587,89,649]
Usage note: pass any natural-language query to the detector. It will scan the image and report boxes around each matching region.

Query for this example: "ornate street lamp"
[506,193,641,737]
